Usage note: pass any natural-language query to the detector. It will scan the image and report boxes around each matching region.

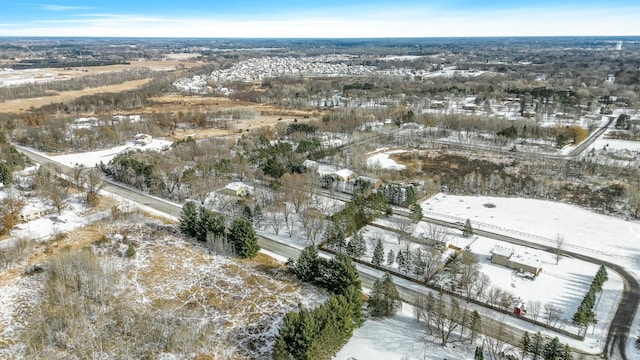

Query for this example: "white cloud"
[39,4,92,11]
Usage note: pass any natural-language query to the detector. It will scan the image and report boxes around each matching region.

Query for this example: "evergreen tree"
[386,249,395,266]
[521,331,531,360]
[412,247,425,277]
[372,238,385,266]
[409,203,423,223]
[344,285,365,327]
[543,337,562,360]
[346,231,367,258]
[325,221,346,252]
[196,206,225,242]
[531,332,544,360]
[289,245,321,283]
[462,218,474,238]
[227,218,260,258]
[179,201,198,237]
[561,344,573,360]
[404,185,417,206]
[396,250,406,271]
[319,253,362,295]
[368,272,401,318]
[474,346,484,360]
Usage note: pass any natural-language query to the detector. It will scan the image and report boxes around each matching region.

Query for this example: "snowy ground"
[50,138,173,168]
[366,148,407,170]
[336,304,477,360]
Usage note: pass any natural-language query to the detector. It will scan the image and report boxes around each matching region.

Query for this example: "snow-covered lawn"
[336,304,476,360]
[50,139,173,168]
[366,148,407,170]
[421,193,640,262]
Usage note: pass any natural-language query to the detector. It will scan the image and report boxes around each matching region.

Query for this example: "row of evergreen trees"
[520,331,573,360]
[571,265,608,333]
[275,247,364,359]
[179,201,260,258]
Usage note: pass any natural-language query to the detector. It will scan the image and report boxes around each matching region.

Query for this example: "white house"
[222,182,252,197]
[134,134,153,145]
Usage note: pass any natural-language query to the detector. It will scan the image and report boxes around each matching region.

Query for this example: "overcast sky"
[0,1,638,38]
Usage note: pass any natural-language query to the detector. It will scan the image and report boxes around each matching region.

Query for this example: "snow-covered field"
[366,148,407,170]
[50,139,172,168]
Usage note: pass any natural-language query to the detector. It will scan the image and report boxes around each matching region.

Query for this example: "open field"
[0,213,327,359]
[0,60,201,113]
[0,78,153,113]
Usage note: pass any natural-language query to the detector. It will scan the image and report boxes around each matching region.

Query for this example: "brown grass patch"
[0,78,152,113]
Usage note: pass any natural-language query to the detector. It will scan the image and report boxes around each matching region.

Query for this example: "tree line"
[179,201,259,258]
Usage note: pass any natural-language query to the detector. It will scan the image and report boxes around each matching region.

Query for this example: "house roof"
[491,245,514,258]
[510,252,542,270]
[225,182,250,192]
[334,169,355,179]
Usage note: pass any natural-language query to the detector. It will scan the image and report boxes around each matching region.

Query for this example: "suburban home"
[420,232,451,249]
[333,169,356,182]
[490,245,542,277]
[222,182,251,197]
[429,100,446,109]
[134,134,153,145]
[19,206,53,223]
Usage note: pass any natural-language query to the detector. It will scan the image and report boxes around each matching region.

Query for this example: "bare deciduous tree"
[555,234,564,265]
[544,303,563,326]
[527,300,542,321]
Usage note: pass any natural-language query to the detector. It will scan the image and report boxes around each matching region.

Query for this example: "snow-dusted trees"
[179,201,198,237]
[367,272,401,318]
[288,245,321,283]
[227,218,260,259]
[179,201,257,258]
[572,265,608,334]
[277,250,364,359]
[372,238,385,266]
[34,164,70,214]
[414,292,464,347]
[462,218,474,238]
[345,231,367,258]
[287,248,361,297]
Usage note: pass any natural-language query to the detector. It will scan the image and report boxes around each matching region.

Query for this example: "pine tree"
[396,250,406,272]
[319,253,362,295]
[346,231,366,258]
[531,332,544,360]
[196,206,224,242]
[344,285,365,327]
[368,272,401,318]
[462,218,474,238]
[386,249,395,266]
[521,331,531,360]
[290,245,321,283]
[179,201,198,237]
[372,238,385,266]
[409,203,423,223]
[227,218,260,258]
[543,337,562,360]
[404,185,417,206]
[412,247,425,277]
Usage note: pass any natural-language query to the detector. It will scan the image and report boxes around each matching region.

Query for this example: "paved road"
[15,144,634,359]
